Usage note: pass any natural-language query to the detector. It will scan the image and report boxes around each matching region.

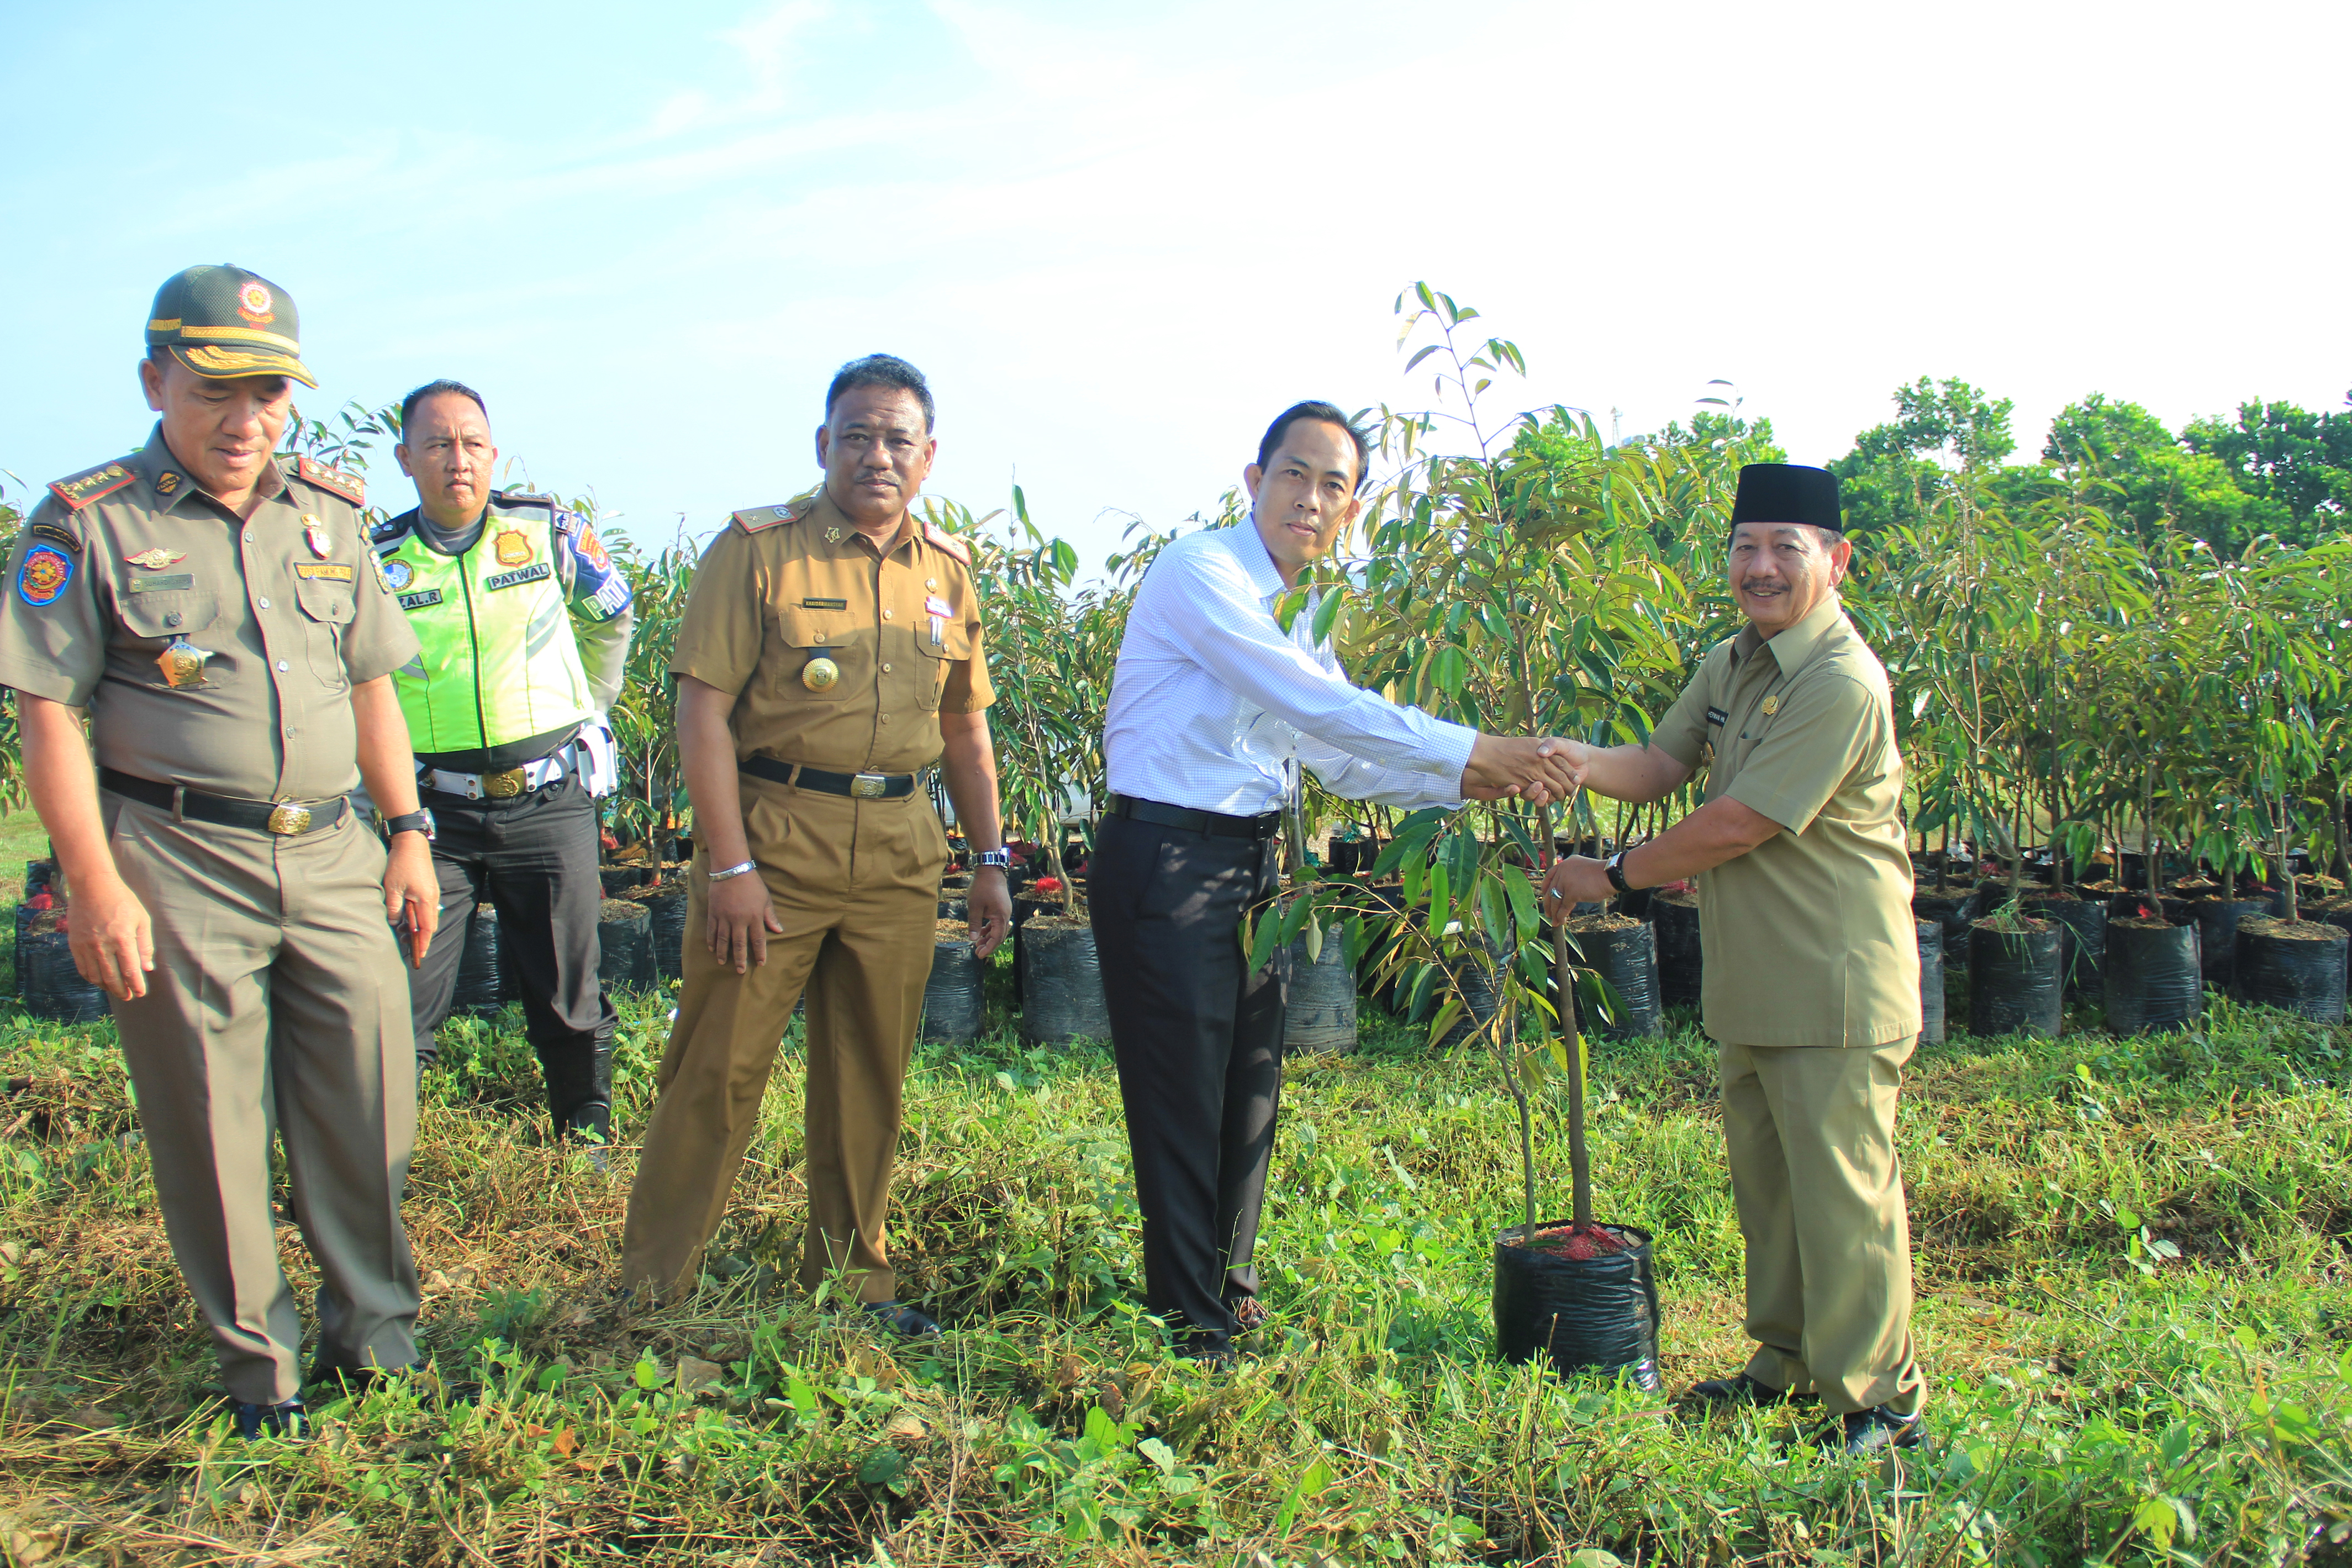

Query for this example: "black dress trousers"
[1088,811,1288,1345]
[407,768,616,1123]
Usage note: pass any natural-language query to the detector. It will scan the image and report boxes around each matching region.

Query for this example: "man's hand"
[1462,735,1585,806]
[968,866,1012,960]
[67,873,154,1001]
[1543,854,1613,910]
[382,832,440,969]
[707,870,785,974]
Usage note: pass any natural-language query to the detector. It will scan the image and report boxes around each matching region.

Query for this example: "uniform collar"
[1733,592,1846,675]
[807,490,919,560]
[1226,520,1291,605]
[133,423,286,515]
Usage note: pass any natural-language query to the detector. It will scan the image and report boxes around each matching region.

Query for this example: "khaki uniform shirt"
[1652,594,1919,1048]
[0,427,419,801]
[669,491,992,773]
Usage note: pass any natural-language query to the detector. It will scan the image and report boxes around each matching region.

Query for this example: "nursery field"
[0,932,2346,1566]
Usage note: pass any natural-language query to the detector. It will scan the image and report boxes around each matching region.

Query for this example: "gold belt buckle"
[851,772,889,799]
[483,768,528,800]
[266,801,314,836]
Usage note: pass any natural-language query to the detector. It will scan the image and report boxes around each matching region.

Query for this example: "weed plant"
[0,945,2345,1564]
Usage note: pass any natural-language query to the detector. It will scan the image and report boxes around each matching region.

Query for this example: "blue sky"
[5,0,2346,569]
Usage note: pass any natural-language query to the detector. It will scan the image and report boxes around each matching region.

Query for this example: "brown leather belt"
[739,757,918,799]
[99,768,347,836]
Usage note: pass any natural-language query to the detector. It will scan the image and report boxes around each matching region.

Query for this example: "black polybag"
[921,938,985,1042]
[1916,918,1945,1045]
[597,900,651,992]
[640,885,690,982]
[1650,891,1703,1008]
[1968,921,2063,1038]
[1570,916,1661,1038]
[2103,920,2202,1034]
[18,929,108,1025]
[2192,897,2270,985]
[2233,921,2348,1023]
[1285,922,1358,1053]
[1493,1223,1662,1389]
[1018,920,1112,1044]
[453,903,504,1013]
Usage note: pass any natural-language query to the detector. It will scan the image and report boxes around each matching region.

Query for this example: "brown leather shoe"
[1228,1298,1267,1332]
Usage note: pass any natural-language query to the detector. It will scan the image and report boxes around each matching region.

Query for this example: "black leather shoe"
[863,1300,943,1339]
[1688,1371,1816,1407]
[1827,1405,1924,1454]
[1179,1331,1237,1370]
[234,1397,309,1441]
[560,1100,613,1170]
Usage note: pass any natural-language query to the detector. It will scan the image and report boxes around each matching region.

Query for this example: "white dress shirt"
[1103,524,1476,816]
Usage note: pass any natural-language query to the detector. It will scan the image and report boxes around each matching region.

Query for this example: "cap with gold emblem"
[145,264,316,389]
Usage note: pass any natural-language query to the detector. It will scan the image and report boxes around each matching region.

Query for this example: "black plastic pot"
[17,924,108,1025]
[920,938,985,1042]
[599,865,652,896]
[1916,918,1945,1046]
[1615,886,1654,922]
[1650,890,1702,1009]
[1967,920,2063,1038]
[452,902,505,1013]
[2102,919,2201,1034]
[1567,915,1660,1038]
[2232,918,2348,1023]
[1493,1222,1661,1390]
[1017,917,1111,1044]
[2027,894,2107,1001]
[1284,921,1357,1053]
[1912,887,1976,972]
[2192,897,2270,986]
[634,883,689,983]
[1437,949,1504,1052]
[596,899,652,992]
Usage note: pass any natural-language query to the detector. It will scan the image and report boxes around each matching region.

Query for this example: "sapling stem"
[1537,799,1591,1228]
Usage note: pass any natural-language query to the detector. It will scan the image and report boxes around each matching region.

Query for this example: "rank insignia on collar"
[155,471,182,495]
[824,527,846,544]
[157,638,213,689]
[303,516,333,559]
[1760,694,1780,716]
[494,527,534,567]
[125,548,188,571]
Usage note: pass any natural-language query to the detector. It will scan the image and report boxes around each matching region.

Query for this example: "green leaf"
[858,1444,908,1486]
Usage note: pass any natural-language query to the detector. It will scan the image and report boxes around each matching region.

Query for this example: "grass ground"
[0,886,2345,1564]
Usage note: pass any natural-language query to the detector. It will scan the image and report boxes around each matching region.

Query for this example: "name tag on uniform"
[484,562,551,592]
[801,596,848,610]
[1706,706,1728,727]
[398,589,444,610]
[128,573,194,593]
[295,562,354,581]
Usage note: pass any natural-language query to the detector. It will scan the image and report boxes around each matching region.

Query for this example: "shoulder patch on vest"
[48,460,136,511]
[29,521,82,552]
[924,520,971,565]
[292,455,365,506]
[731,500,808,535]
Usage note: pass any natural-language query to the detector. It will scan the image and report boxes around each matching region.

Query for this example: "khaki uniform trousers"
[104,796,420,1407]
[1718,1034,1923,1417]
[621,779,946,1302]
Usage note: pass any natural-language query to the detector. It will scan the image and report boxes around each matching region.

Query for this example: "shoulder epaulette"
[924,520,971,565]
[731,500,809,535]
[291,455,365,506]
[48,459,137,512]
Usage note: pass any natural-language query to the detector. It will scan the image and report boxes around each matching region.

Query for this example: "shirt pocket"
[294,577,357,690]
[767,604,867,704]
[114,589,235,690]
[910,613,972,712]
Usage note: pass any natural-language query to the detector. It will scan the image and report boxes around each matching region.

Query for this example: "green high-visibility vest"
[379,495,595,754]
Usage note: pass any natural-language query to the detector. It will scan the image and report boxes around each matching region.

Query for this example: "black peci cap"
[1729,463,1841,532]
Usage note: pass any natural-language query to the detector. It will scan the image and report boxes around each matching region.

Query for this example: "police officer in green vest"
[373,379,635,1148]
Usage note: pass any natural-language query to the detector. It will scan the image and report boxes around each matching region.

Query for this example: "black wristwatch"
[384,809,436,842]
[1604,849,1632,895]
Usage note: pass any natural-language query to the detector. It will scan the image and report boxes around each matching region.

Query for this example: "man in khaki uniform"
[621,355,1012,1335]
[0,266,440,1440]
[1546,463,1923,1454]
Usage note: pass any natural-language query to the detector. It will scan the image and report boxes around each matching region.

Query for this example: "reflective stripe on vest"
[384,501,594,753]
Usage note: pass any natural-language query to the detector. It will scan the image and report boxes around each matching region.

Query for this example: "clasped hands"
[1459,733,1590,807]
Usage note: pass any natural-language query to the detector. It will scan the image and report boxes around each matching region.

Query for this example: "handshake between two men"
[1458,733,1590,808]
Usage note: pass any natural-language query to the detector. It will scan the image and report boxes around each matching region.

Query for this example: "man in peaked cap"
[0,265,440,1440]
[1543,462,1925,1454]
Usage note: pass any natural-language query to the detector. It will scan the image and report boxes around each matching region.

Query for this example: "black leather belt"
[739,756,917,799]
[1109,793,1280,840]
[100,768,348,837]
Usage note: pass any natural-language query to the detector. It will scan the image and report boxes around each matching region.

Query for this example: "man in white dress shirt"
[1092,400,1578,1364]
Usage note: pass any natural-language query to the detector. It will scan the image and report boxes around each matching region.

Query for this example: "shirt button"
[880,714,890,724]
[164,613,182,628]
[882,609,893,619]
[277,659,290,672]
[882,662,892,673]
[259,596,271,609]
[244,531,255,543]
[925,578,936,589]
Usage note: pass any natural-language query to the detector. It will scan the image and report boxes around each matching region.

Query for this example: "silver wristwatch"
[974,849,1012,871]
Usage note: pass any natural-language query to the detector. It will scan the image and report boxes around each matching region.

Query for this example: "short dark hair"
[825,354,935,431]
[1257,400,1373,492]
[399,378,488,435]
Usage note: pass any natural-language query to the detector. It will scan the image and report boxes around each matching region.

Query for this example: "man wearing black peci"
[1091,400,1579,1365]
